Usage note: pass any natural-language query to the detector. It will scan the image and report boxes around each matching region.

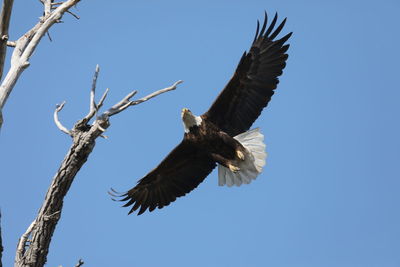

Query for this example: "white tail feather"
[218,128,267,187]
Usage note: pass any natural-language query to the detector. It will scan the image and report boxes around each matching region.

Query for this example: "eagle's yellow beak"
[181,108,190,117]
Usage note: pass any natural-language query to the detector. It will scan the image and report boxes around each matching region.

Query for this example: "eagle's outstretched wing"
[203,12,292,137]
[115,12,291,215]
[115,140,216,215]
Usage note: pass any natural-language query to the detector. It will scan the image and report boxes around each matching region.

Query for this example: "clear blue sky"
[1,1,399,266]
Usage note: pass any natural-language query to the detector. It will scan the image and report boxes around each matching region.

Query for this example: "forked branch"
[15,65,182,267]
[53,101,72,136]
[0,0,81,131]
[103,80,182,117]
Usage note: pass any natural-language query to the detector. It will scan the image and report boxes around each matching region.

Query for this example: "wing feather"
[117,140,216,215]
[265,13,278,37]
[203,12,292,136]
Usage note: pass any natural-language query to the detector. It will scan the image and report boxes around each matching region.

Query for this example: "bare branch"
[94,121,106,132]
[46,30,52,42]
[0,0,81,131]
[6,40,15,47]
[66,10,80,20]
[10,23,41,66]
[75,259,84,267]
[43,0,52,17]
[83,65,99,122]
[15,220,36,265]
[103,80,183,117]
[0,0,14,80]
[51,2,63,6]
[130,80,183,106]
[97,87,109,110]
[102,90,137,117]
[54,101,72,136]
[16,67,180,267]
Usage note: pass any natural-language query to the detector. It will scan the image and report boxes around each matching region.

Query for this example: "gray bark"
[0,0,14,127]
[15,119,105,267]
[14,66,181,267]
[0,0,14,81]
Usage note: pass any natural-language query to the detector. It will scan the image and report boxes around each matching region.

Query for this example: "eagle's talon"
[236,150,245,160]
[228,164,240,173]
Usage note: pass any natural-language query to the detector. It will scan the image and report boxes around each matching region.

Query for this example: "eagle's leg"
[228,164,240,173]
[210,153,240,173]
[236,150,245,160]
[218,131,246,161]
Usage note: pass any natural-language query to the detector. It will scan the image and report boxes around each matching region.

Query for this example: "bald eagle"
[114,12,292,215]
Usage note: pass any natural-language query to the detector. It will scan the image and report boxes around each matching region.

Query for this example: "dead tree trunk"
[0,0,14,80]
[15,125,99,267]
[14,65,182,267]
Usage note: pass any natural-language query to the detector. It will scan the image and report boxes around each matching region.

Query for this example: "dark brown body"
[184,118,246,169]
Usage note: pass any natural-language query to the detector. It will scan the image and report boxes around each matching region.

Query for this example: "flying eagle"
[114,12,292,215]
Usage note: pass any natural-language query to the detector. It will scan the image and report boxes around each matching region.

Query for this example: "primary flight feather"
[114,12,292,215]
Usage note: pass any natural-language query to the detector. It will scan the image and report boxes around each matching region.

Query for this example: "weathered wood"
[15,120,102,267]
[0,0,14,128]
[14,66,181,267]
[0,0,81,131]
[0,0,14,80]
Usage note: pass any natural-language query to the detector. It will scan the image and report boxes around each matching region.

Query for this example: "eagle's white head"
[181,108,202,133]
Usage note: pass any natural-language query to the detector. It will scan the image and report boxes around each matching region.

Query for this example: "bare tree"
[0,0,81,130]
[0,1,184,266]
[13,64,181,266]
